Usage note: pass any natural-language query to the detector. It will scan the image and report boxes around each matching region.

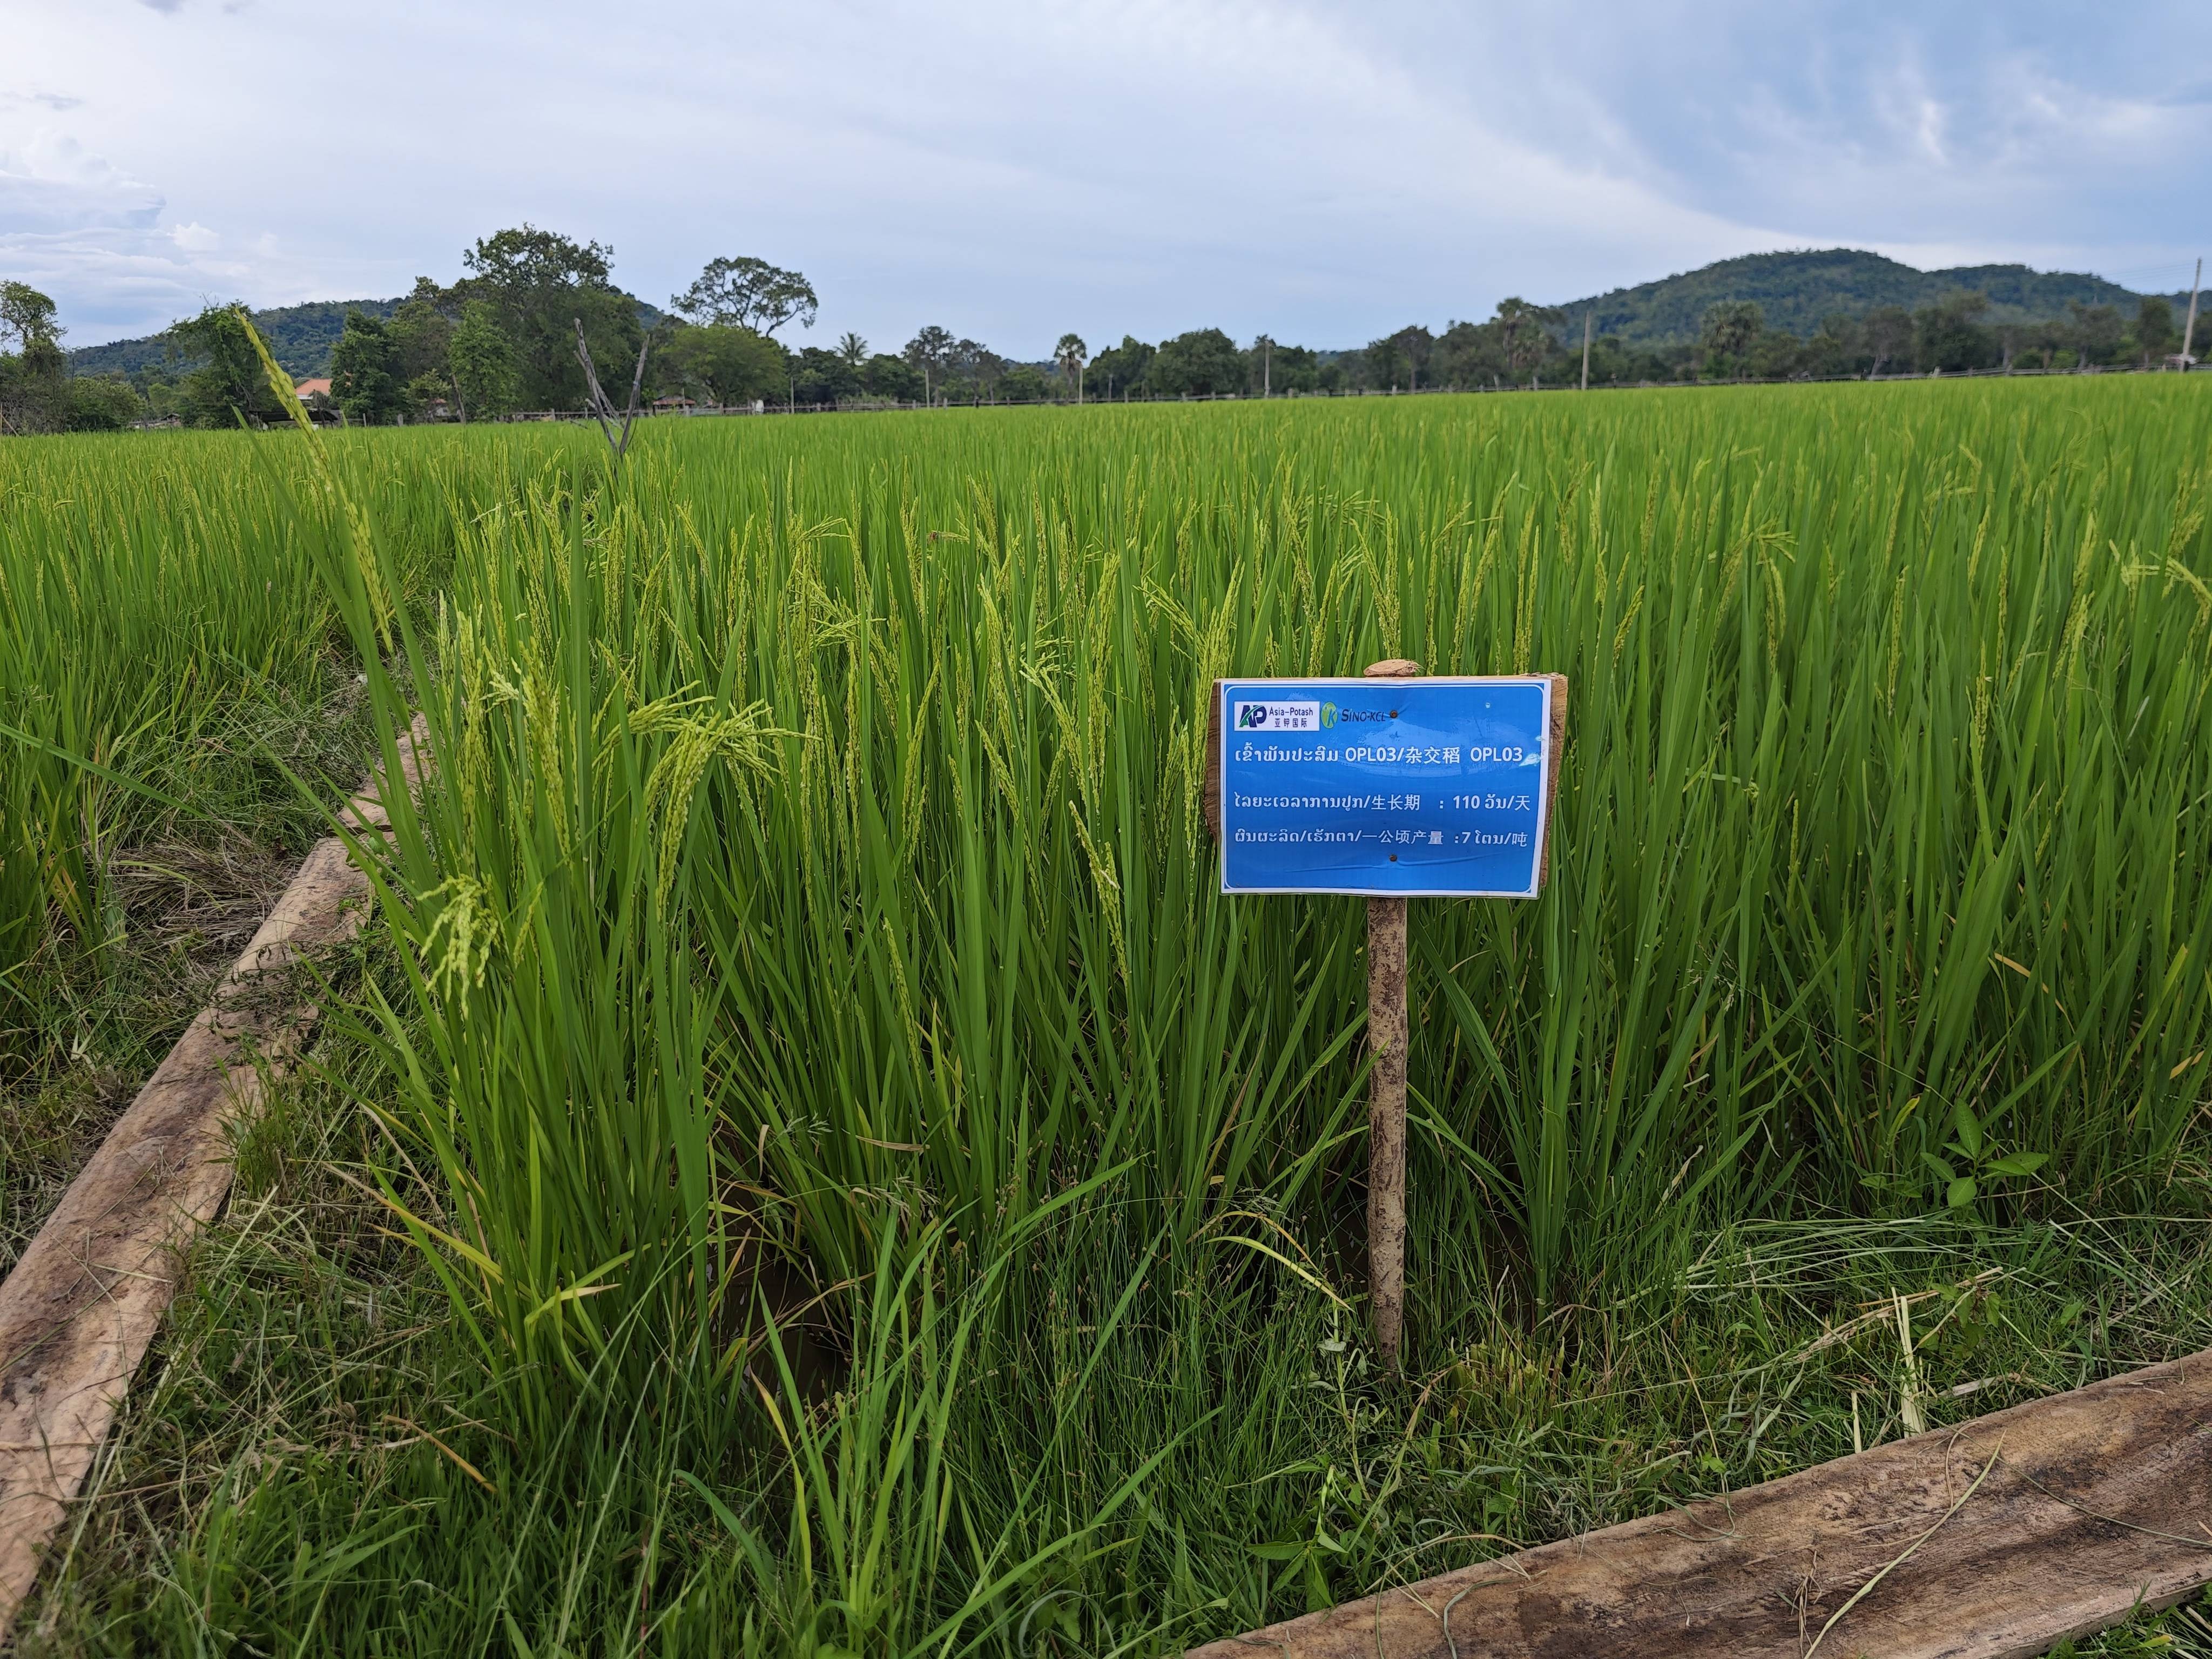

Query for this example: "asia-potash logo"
[1235,700,1321,732]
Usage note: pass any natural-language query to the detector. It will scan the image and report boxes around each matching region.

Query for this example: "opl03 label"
[1217,676,1555,897]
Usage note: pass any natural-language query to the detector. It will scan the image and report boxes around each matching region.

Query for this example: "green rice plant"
[0,437,326,1031]
[265,378,2209,1406]
[693,1212,1194,1656]
[12,368,2211,1573]
[0,424,548,1032]
[15,338,2212,1658]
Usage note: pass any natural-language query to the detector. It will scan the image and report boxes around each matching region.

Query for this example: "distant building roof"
[294,377,332,399]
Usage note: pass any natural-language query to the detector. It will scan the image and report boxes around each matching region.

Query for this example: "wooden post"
[1364,657,1420,1368]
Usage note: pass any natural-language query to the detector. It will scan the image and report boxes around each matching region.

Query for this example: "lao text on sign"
[1207,676,1561,897]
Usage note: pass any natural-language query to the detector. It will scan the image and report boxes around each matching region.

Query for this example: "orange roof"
[293,377,332,398]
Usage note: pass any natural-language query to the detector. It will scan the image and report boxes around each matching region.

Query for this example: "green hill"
[72,293,669,383]
[69,298,406,382]
[1555,249,2194,346]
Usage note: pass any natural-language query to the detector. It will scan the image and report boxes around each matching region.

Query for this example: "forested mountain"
[1557,249,2193,347]
[69,298,405,380]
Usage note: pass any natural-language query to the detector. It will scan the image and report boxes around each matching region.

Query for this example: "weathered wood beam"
[0,720,426,1638]
[1187,1346,2212,1659]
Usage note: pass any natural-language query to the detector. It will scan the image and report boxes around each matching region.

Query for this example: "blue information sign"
[1217,676,1555,898]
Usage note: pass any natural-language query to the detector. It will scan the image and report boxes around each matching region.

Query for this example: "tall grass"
[0,443,314,1057]
[325,383,2211,1345]
[0,428,577,1033]
[10,376,2212,1641]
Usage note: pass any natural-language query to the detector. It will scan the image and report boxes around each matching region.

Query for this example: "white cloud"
[0,130,163,233]
[3,0,2208,353]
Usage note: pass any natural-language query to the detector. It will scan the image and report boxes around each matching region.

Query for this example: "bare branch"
[574,316,649,468]
[617,333,648,461]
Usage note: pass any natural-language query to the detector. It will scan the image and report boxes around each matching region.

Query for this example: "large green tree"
[948,338,1004,401]
[902,326,957,402]
[388,275,457,401]
[0,282,145,433]
[658,323,786,407]
[0,280,69,433]
[0,280,152,431]
[671,257,818,336]
[1700,300,1764,377]
[1262,340,1324,393]
[460,225,640,410]
[1365,324,1434,390]
[1494,298,1565,381]
[897,327,1003,402]
[1433,319,1501,387]
[2135,296,2177,365]
[1862,306,1914,375]
[1149,328,1244,396]
[448,300,520,419]
[167,305,287,428]
[1086,336,1154,400]
[2067,301,2125,366]
[67,375,141,429]
[330,308,407,423]
[791,345,859,405]
[1913,292,1995,373]
[860,353,923,402]
[0,281,60,352]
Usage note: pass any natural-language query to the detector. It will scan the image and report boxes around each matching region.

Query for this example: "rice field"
[4,373,2211,1653]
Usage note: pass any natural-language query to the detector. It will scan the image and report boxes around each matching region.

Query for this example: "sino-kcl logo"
[1320,702,1338,727]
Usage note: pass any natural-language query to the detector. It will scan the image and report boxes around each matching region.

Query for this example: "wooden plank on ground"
[1186,1346,2212,1659]
[0,719,426,1637]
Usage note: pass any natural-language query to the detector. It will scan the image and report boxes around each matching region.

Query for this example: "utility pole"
[1581,309,1593,391]
[2184,259,2202,369]
[1264,336,1271,399]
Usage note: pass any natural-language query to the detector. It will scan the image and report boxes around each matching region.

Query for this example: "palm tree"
[1493,298,1564,387]
[837,332,868,370]
[1055,333,1088,403]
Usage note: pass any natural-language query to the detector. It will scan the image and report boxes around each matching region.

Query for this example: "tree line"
[1668,290,2190,381]
[0,283,145,434]
[294,263,2212,419]
[1363,289,2193,390]
[325,273,2209,419]
[2,228,2198,435]
[299,228,1372,418]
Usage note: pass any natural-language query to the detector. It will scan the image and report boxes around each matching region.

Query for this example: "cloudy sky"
[4,1,2208,355]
